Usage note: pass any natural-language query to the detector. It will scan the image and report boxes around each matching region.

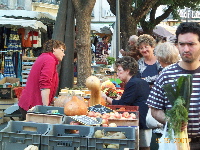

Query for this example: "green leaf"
[163,83,176,106]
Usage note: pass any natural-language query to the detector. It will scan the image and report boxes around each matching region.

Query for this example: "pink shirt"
[18,53,59,111]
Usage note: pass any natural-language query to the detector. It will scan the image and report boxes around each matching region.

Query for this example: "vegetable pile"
[163,75,192,149]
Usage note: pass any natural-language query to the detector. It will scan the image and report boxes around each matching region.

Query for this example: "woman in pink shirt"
[18,39,66,120]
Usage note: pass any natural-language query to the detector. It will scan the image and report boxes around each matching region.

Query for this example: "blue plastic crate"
[0,120,51,150]
[41,124,93,150]
[28,105,64,115]
[88,126,136,150]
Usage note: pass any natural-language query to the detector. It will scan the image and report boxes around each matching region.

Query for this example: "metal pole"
[116,0,120,59]
[186,7,188,22]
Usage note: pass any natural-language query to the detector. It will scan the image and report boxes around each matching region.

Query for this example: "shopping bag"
[158,122,177,150]
[146,108,163,128]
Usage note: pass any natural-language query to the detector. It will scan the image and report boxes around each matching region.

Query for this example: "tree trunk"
[72,0,96,87]
[52,0,67,41]
[52,0,68,94]
[59,0,75,89]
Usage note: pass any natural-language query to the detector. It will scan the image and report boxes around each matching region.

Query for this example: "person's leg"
[19,106,27,121]
[139,129,152,150]
[190,137,200,150]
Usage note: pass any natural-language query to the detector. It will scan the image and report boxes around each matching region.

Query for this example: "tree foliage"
[108,0,200,49]
[140,0,200,36]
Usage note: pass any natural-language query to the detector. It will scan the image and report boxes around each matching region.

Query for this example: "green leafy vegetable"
[166,96,188,138]
[163,75,192,139]
[106,56,115,65]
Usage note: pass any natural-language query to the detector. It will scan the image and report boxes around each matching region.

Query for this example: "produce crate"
[28,105,64,115]
[25,113,65,124]
[106,105,140,127]
[0,120,51,150]
[41,124,92,150]
[0,98,18,109]
[0,88,14,99]
[88,126,136,150]
[0,77,20,99]
[108,118,139,127]
[107,105,139,112]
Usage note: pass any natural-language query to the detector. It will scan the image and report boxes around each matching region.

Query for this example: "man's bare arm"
[151,107,166,125]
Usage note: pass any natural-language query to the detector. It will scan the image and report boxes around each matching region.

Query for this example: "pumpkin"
[64,96,88,116]
[86,76,102,106]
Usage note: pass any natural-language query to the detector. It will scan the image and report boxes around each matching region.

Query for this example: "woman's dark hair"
[42,39,66,53]
[115,56,138,76]
[176,22,200,42]
[102,35,108,40]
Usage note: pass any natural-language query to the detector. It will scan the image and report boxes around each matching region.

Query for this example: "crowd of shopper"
[105,22,200,150]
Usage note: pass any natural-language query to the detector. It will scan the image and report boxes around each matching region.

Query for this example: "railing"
[32,0,60,5]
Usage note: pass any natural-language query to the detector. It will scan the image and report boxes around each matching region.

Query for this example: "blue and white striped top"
[147,63,200,137]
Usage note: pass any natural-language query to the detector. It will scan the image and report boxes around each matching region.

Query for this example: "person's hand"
[101,92,107,100]
[120,49,124,54]
[181,122,188,131]
[115,95,121,100]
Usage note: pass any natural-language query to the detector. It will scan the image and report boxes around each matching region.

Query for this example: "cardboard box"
[0,77,20,99]
[0,77,20,86]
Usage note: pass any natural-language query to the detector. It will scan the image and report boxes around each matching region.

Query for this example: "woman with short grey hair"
[154,42,180,68]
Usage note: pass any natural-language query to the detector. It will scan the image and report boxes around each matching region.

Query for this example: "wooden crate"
[25,113,64,124]
[0,98,18,109]
[108,118,139,126]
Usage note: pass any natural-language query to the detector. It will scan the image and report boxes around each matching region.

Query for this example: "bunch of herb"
[106,56,115,65]
[163,75,192,139]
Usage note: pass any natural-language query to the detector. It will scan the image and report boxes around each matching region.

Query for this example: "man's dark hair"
[176,22,200,41]
[102,35,108,40]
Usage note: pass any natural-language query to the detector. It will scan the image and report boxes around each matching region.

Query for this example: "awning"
[0,17,47,32]
[0,10,56,24]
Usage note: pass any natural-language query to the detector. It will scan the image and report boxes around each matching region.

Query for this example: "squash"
[101,80,116,90]
[86,76,102,106]
[54,93,85,107]
[88,97,106,106]
[64,96,88,116]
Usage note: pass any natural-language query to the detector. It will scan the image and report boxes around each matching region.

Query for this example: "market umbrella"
[153,25,174,38]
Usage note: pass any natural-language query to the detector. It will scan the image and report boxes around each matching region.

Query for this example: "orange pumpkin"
[64,96,88,116]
